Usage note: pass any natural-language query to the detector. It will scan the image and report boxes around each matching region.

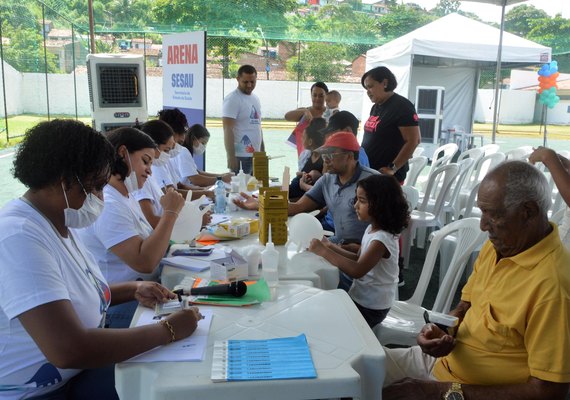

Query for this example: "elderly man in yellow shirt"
[383,160,570,400]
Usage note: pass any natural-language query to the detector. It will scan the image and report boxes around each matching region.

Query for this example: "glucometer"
[423,310,458,334]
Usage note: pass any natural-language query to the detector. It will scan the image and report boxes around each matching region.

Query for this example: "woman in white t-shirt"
[134,120,212,229]
[308,175,410,328]
[178,124,233,187]
[157,108,215,200]
[77,127,185,285]
[0,120,201,400]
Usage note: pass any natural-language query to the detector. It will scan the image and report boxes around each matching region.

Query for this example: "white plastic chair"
[400,163,460,269]
[458,152,506,212]
[425,158,475,223]
[402,185,420,212]
[418,143,458,191]
[480,143,500,156]
[550,207,566,226]
[413,147,425,157]
[404,156,428,188]
[374,218,486,346]
[459,182,481,219]
[505,145,533,161]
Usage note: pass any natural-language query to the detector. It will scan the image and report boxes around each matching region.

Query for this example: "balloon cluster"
[538,61,560,109]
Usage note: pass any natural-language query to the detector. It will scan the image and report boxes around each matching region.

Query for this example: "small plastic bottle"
[237,164,247,193]
[214,177,226,214]
[261,223,279,288]
[230,175,240,193]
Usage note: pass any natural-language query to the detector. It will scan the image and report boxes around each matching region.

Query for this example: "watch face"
[446,392,464,400]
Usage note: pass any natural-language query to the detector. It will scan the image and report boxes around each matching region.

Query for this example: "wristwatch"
[443,382,464,400]
[388,162,398,171]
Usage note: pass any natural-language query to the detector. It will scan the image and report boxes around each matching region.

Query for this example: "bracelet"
[164,210,179,217]
[160,320,176,343]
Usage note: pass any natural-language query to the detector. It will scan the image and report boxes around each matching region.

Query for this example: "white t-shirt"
[151,163,174,188]
[75,185,155,284]
[222,88,262,158]
[167,154,183,186]
[349,226,399,310]
[173,145,199,187]
[0,199,110,400]
[133,174,164,217]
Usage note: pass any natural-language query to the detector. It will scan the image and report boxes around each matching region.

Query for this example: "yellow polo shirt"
[433,224,570,384]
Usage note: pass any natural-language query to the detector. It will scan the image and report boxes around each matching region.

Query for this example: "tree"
[433,0,460,17]
[377,4,435,40]
[286,42,347,82]
[0,0,59,73]
[505,4,549,37]
[526,15,570,73]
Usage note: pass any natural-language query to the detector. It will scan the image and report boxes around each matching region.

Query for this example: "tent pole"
[491,0,506,144]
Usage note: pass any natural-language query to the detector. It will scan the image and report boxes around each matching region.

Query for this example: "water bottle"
[214,177,226,214]
[261,223,279,288]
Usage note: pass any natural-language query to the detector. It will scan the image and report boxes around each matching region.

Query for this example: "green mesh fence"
[1,0,570,143]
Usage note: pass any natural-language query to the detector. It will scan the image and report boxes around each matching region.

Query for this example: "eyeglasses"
[321,152,348,162]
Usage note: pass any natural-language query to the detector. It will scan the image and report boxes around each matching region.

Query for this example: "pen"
[161,180,167,194]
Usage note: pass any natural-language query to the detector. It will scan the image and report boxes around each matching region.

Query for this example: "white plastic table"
[115,284,385,400]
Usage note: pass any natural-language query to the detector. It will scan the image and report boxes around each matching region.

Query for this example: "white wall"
[2,69,569,126]
[474,89,536,124]
[0,61,23,116]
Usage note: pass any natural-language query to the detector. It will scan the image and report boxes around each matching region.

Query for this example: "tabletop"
[115,284,385,400]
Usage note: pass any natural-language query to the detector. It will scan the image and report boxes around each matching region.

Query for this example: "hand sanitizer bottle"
[261,223,279,288]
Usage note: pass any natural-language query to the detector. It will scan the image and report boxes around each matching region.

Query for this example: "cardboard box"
[214,218,258,239]
[210,250,248,281]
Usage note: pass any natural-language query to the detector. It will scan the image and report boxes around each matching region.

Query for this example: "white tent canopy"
[364,13,551,142]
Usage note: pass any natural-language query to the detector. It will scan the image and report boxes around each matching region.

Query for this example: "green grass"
[2,114,570,149]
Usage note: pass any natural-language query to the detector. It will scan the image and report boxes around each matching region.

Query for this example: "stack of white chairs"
[400,163,460,269]
[374,218,486,346]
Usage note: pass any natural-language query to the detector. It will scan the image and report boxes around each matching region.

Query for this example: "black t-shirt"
[362,93,419,182]
[301,152,324,174]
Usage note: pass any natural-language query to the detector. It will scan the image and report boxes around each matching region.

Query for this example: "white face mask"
[154,150,170,167]
[124,151,139,194]
[193,142,206,156]
[62,180,104,228]
[169,143,183,157]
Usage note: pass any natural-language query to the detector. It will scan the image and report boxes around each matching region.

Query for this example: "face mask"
[154,150,170,167]
[169,143,183,157]
[193,142,206,156]
[124,152,139,194]
[62,180,104,228]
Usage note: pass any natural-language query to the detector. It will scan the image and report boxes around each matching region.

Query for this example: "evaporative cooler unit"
[87,54,147,132]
